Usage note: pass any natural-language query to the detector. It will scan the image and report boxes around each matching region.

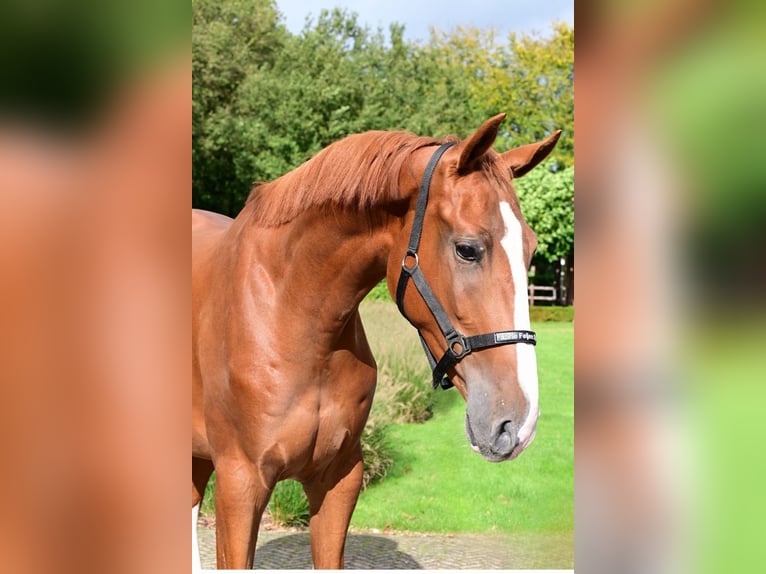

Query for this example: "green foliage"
[192,1,574,220]
[365,280,393,302]
[360,420,394,489]
[530,305,574,322]
[193,0,288,214]
[201,471,216,517]
[427,22,574,168]
[268,480,310,527]
[515,166,574,262]
[373,363,434,425]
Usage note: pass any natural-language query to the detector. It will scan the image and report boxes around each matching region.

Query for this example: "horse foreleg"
[213,458,272,569]
[303,454,364,569]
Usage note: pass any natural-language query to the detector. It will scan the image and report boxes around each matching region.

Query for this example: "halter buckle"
[446,332,470,360]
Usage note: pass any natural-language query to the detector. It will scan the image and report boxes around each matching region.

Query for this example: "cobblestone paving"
[197,525,573,569]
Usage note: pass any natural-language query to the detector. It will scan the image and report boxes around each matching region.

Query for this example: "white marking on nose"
[192,502,203,571]
[499,201,539,449]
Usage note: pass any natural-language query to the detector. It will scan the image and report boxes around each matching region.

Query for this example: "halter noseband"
[395,142,537,390]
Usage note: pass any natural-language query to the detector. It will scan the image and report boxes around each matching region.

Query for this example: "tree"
[192,1,574,230]
[232,8,373,187]
[515,166,574,263]
[425,24,574,268]
[193,5,477,215]
[427,22,574,168]
[192,0,287,214]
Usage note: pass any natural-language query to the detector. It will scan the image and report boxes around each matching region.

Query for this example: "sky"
[275,0,573,42]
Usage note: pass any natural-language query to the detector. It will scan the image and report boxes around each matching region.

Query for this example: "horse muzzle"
[465,407,539,462]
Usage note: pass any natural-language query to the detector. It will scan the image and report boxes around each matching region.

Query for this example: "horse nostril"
[490,421,518,457]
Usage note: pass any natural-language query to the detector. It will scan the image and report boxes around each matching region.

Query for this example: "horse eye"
[455,242,480,262]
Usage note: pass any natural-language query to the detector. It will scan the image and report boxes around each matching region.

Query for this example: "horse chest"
[313,387,370,447]
[279,383,373,477]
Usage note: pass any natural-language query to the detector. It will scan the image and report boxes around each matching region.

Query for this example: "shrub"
[357,334,433,489]
[373,363,433,424]
[361,419,394,489]
[365,279,392,302]
[201,471,216,517]
[529,305,574,322]
[515,166,574,263]
[269,480,310,527]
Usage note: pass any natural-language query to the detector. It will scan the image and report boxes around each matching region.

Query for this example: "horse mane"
[245,130,447,226]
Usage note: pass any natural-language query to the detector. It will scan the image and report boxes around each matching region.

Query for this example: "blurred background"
[576,1,766,573]
[0,2,189,574]
[0,0,764,573]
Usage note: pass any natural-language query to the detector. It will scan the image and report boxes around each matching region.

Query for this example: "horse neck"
[231,205,395,340]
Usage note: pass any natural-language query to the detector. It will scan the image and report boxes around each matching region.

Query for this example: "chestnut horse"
[192,114,560,569]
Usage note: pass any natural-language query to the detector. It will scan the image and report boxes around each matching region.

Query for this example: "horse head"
[388,114,561,462]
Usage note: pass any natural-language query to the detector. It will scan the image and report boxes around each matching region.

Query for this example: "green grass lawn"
[354,303,573,535]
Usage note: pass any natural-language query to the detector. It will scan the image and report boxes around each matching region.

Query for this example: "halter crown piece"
[395,142,537,390]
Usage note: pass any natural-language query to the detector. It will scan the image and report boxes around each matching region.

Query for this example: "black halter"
[395,142,537,390]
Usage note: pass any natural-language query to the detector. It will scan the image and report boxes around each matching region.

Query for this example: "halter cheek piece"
[395,142,537,390]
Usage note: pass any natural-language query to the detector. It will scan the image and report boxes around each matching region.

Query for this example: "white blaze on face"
[499,201,540,453]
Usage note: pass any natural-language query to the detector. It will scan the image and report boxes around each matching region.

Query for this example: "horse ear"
[457,113,507,174]
[500,130,562,178]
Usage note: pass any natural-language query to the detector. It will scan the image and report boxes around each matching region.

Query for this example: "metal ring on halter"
[446,332,470,359]
[401,251,419,272]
